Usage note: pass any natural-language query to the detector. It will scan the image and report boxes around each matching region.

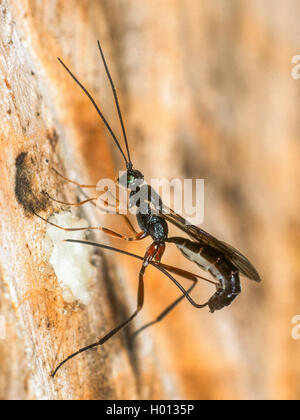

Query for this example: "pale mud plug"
[43,211,96,305]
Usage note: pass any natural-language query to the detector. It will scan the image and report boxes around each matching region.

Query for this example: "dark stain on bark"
[47,129,59,151]
[15,152,49,214]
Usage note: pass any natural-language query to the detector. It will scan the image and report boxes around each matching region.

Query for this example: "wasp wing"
[217,240,261,282]
[161,206,261,283]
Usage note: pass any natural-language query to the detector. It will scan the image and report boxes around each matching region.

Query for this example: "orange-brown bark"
[0,0,299,400]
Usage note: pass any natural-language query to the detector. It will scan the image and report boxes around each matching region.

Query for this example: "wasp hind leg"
[51,241,164,377]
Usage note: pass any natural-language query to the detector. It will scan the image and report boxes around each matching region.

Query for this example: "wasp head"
[117,168,144,190]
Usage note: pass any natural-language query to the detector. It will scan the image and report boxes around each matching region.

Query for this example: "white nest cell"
[44,211,97,305]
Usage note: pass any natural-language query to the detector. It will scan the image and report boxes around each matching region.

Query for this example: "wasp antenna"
[57,57,128,166]
[97,40,132,166]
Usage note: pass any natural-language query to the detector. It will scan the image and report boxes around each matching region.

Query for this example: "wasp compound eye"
[128,174,135,185]
[118,170,144,189]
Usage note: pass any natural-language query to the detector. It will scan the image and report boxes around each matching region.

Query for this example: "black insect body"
[36,41,261,377]
[168,237,241,312]
[129,183,169,245]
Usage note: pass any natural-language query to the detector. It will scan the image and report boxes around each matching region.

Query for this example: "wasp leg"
[34,211,148,242]
[51,167,96,188]
[64,239,211,310]
[51,243,155,378]
[131,282,196,340]
[104,189,138,235]
[43,191,98,207]
[156,262,218,286]
[57,183,138,235]
[131,261,215,339]
[43,191,131,222]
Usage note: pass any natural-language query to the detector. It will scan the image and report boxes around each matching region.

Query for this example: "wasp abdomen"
[208,270,241,313]
[168,237,242,313]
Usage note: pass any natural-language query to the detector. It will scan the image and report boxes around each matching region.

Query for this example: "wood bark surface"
[0,0,299,400]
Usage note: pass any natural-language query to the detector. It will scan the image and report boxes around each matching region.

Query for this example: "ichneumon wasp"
[35,41,261,377]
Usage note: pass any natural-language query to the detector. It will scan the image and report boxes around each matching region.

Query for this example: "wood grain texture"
[0,0,299,400]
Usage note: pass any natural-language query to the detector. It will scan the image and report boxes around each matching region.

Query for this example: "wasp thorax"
[118,169,144,190]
